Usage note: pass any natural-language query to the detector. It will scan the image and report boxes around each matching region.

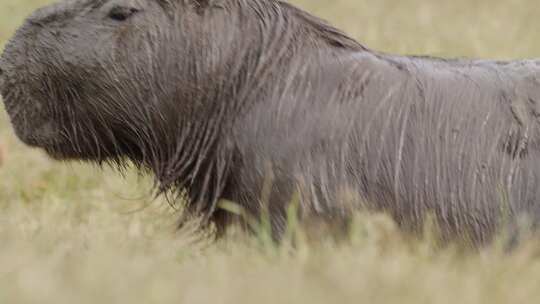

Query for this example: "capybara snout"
[0,0,170,158]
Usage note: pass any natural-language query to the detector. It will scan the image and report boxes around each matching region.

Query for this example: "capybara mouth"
[1,84,60,149]
[4,104,59,149]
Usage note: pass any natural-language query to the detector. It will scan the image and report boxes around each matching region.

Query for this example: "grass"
[2,0,540,303]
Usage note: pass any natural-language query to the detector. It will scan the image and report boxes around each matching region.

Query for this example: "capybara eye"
[108,6,139,22]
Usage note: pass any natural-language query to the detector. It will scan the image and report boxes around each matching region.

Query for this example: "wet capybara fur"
[2,0,540,244]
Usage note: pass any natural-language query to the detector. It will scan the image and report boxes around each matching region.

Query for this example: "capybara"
[2,0,540,244]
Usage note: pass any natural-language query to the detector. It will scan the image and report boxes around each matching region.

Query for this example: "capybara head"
[1,0,237,162]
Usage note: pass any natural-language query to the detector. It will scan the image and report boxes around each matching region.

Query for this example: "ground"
[1,0,540,303]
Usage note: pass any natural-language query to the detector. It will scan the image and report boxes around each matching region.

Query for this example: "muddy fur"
[2,0,540,244]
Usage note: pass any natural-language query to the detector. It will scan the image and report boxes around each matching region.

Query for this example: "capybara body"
[2,0,540,244]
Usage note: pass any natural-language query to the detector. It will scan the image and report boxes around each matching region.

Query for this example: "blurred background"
[1,1,540,303]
